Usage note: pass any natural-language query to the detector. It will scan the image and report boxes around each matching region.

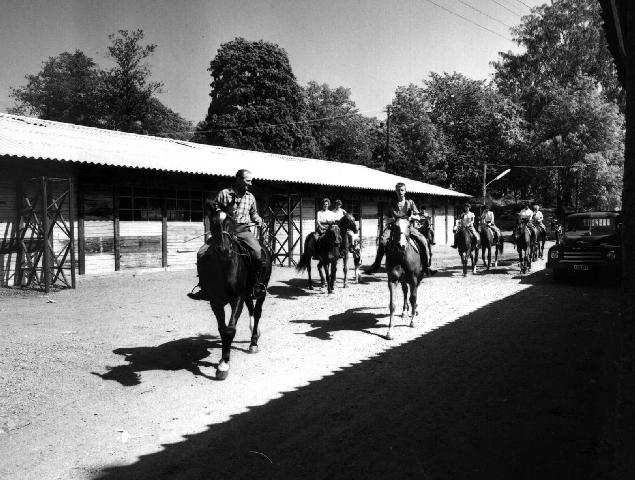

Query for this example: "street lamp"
[482,163,511,204]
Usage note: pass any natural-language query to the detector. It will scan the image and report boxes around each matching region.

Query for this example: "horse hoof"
[343,284,348,288]
[216,369,229,380]
[386,331,394,340]
[409,321,415,328]
[308,285,314,290]
[249,345,259,354]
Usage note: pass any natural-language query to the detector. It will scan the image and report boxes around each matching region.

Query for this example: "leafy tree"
[422,73,525,196]
[8,30,192,137]
[195,38,317,156]
[384,84,448,184]
[303,81,376,165]
[9,50,104,126]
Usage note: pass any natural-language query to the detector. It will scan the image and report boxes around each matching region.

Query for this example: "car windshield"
[566,216,617,233]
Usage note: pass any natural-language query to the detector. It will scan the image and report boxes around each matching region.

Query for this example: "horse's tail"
[296,252,311,272]
[499,238,504,254]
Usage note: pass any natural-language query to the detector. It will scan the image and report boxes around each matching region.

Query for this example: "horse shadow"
[91,335,248,386]
[290,307,387,340]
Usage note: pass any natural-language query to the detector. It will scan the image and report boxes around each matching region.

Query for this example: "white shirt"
[519,208,533,221]
[481,211,495,224]
[458,211,475,227]
[533,210,544,223]
[332,207,347,220]
[316,209,337,230]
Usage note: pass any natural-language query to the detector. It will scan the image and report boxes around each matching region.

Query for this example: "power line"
[510,0,532,9]
[487,0,523,17]
[422,0,510,41]
[454,0,513,29]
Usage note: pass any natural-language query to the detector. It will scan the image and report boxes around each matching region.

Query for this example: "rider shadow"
[290,307,387,340]
[91,335,248,386]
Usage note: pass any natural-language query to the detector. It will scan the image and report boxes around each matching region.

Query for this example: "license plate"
[573,264,589,271]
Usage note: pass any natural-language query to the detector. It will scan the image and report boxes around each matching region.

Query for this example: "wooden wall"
[0,158,465,284]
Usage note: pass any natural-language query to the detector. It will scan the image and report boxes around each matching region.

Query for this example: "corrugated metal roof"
[0,113,469,197]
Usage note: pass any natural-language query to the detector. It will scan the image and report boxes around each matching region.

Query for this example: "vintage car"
[546,211,622,283]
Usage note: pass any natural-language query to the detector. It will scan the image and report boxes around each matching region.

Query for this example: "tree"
[385,84,448,183]
[8,30,192,137]
[303,81,376,165]
[422,73,525,196]
[195,38,317,156]
[9,50,104,126]
[102,29,164,133]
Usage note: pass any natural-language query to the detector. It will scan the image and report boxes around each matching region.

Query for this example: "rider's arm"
[248,196,263,226]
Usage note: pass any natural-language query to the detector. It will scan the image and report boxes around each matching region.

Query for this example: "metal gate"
[15,177,76,292]
[261,195,302,266]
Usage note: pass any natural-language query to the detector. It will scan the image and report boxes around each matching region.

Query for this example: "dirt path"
[0,244,620,479]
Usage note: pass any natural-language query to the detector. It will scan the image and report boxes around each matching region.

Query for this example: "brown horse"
[479,224,503,270]
[455,226,478,276]
[338,214,359,288]
[532,224,547,260]
[515,222,533,274]
[297,213,357,293]
[197,211,272,380]
[384,218,425,340]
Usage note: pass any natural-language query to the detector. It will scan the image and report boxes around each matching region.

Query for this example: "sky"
[0,0,547,127]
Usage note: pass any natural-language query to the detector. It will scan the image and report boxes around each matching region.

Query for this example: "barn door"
[16,176,76,292]
[262,195,302,266]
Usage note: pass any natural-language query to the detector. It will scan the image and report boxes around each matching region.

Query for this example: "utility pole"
[482,162,487,205]
[385,106,391,172]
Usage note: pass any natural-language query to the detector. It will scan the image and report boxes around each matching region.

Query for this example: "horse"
[196,211,272,380]
[479,223,503,270]
[384,218,425,340]
[515,222,533,274]
[455,226,478,276]
[296,213,357,293]
[532,224,547,260]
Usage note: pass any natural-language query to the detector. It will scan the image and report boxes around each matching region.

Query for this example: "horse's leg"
[245,296,262,353]
[401,281,409,318]
[461,252,467,276]
[408,276,418,328]
[342,252,348,288]
[387,280,397,340]
[317,261,326,288]
[471,248,477,274]
[306,259,313,290]
[328,259,337,294]
[211,297,242,380]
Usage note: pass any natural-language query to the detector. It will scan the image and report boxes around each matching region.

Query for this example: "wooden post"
[68,177,76,288]
[287,195,293,266]
[113,185,120,271]
[77,180,85,275]
[161,189,168,268]
[299,196,303,257]
[15,179,24,287]
[41,177,50,293]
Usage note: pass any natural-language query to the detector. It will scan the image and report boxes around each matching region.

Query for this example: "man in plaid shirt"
[192,169,267,299]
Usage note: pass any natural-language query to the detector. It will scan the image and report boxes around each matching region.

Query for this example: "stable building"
[0,113,469,289]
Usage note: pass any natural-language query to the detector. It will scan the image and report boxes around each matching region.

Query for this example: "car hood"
[563,232,620,247]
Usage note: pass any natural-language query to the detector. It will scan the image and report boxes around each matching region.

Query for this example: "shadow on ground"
[92,335,230,386]
[94,269,619,480]
[291,307,387,340]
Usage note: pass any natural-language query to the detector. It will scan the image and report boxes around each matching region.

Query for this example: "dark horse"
[297,213,358,292]
[455,226,478,276]
[515,222,533,274]
[385,218,425,340]
[197,211,272,380]
[479,224,503,270]
[532,224,547,260]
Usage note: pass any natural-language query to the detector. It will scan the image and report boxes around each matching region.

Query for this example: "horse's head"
[390,218,411,250]
[208,209,236,254]
[339,213,358,234]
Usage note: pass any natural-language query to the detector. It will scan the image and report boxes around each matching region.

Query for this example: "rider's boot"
[366,245,385,274]
[251,258,268,299]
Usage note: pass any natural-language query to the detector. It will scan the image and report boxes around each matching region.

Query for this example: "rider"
[367,182,436,275]
[314,198,338,241]
[331,199,347,220]
[451,203,479,248]
[514,202,536,243]
[189,168,266,300]
[532,204,546,236]
[480,204,502,245]
[419,204,435,245]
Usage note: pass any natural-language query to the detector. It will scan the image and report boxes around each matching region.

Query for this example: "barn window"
[166,189,204,222]
[119,186,162,221]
